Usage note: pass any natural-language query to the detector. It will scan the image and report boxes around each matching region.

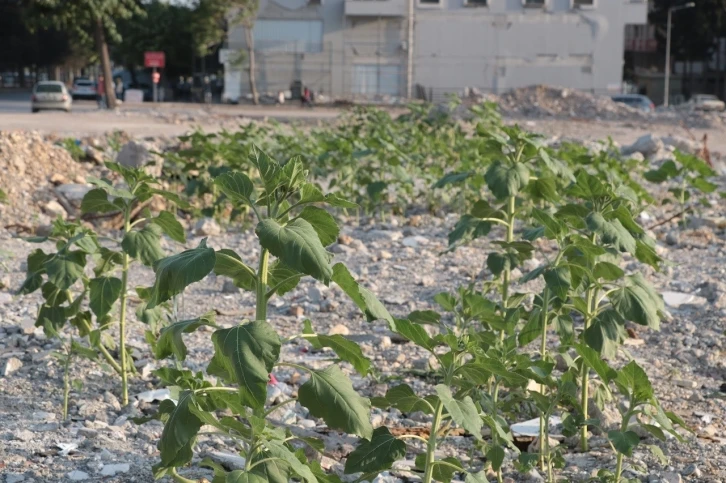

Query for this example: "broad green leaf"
[433,171,472,188]
[46,250,86,290]
[586,212,636,254]
[615,360,653,403]
[689,177,717,193]
[256,218,332,283]
[528,176,559,202]
[435,385,482,441]
[470,199,505,220]
[92,247,123,277]
[584,310,625,359]
[465,471,489,483]
[298,365,373,439]
[209,322,281,409]
[298,206,339,246]
[88,276,122,319]
[485,160,530,199]
[407,310,441,325]
[331,263,394,328]
[215,171,255,204]
[344,427,406,474]
[386,384,435,414]
[80,188,118,214]
[263,441,317,483]
[41,281,70,306]
[608,430,640,456]
[157,391,203,468]
[593,261,624,281]
[644,160,679,183]
[314,334,371,376]
[544,265,571,300]
[19,249,50,294]
[214,249,257,292]
[486,445,505,471]
[575,343,617,383]
[267,260,302,296]
[487,252,517,277]
[122,224,165,267]
[155,312,217,361]
[610,276,662,329]
[151,211,186,243]
[147,239,216,308]
[447,215,492,250]
[394,318,435,351]
[531,208,565,239]
[309,461,344,483]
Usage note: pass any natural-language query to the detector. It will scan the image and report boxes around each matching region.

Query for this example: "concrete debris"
[661,291,708,309]
[194,217,222,237]
[2,357,23,376]
[116,141,162,176]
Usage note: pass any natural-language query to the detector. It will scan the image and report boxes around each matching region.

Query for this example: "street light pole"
[664,2,695,107]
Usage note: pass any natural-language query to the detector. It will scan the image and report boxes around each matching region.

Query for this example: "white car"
[31,81,72,113]
[71,78,97,100]
[690,94,726,112]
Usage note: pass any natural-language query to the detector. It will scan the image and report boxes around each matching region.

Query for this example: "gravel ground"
[1,202,725,482]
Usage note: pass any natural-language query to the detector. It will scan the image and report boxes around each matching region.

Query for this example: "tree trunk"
[244,23,259,105]
[94,18,117,109]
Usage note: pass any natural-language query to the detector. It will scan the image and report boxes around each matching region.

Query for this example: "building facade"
[221,0,647,102]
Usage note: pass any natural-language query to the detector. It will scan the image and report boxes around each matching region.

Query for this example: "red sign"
[152,72,161,84]
[144,51,166,68]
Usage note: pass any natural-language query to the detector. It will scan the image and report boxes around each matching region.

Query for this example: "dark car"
[611,94,655,113]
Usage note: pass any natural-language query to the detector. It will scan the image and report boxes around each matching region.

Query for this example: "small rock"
[660,472,682,483]
[379,250,393,260]
[330,243,353,254]
[622,134,663,156]
[222,280,239,294]
[5,474,25,483]
[103,391,122,411]
[402,235,428,248]
[205,450,246,470]
[0,292,12,304]
[78,427,99,439]
[194,217,221,236]
[524,469,545,482]
[329,324,350,336]
[100,463,130,476]
[3,357,23,376]
[674,379,697,389]
[338,234,353,245]
[288,305,304,317]
[12,429,35,442]
[55,184,92,203]
[665,231,679,246]
[68,470,90,481]
[32,410,56,421]
[42,200,67,219]
[662,291,707,309]
[682,464,701,477]
[0,275,10,289]
[49,173,69,185]
[417,275,435,287]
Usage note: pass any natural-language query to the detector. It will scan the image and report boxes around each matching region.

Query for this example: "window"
[523,0,544,7]
[35,83,63,93]
[353,64,401,96]
[253,20,324,53]
[573,0,594,7]
[464,0,487,6]
[420,0,440,4]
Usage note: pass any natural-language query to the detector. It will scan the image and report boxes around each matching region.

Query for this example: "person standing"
[96,75,106,109]
[114,78,124,103]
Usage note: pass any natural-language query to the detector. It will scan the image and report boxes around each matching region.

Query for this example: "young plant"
[18,162,185,407]
[142,149,392,482]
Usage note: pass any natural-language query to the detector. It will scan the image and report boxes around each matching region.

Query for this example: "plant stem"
[62,341,72,420]
[168,468,197,483]
[539,288,551,471]
[580,285,594,452]
[492,379,503,483]
[499,195,516,343]
[256,249,269,321]
[615,452,624,483]
[422,399,445,483]
[118,206,132,406]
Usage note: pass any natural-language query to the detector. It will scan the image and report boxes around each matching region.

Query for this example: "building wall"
[223,0,646,100]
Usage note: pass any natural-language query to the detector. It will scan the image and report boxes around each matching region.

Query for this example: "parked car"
[31,81,72,113]
[689,94,726,112]
[71,77,97,100]
[611,94,655,113]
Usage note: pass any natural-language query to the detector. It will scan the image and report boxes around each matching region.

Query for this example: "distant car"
[71,78,97,100]
[31,81,72,113]
[689,94,726,112]
[611,94,655,113]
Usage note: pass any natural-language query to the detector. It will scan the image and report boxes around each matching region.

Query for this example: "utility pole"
[664,2,695,107]
[406,0,414,99]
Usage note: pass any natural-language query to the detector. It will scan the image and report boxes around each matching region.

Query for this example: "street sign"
[144,51,166,68]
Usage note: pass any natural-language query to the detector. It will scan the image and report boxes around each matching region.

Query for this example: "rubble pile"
[0,131,98,229]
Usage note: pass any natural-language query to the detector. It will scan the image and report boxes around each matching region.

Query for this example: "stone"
[674,379,698,389]
[103,391,122,411]
[42,200,67,219]
[68,470,90,481]
[12,429,35,442]
[5,474,26,483]
[528,436,561,453]
[661,135,699,154]
[31,410,56,421]
[682,464,701,477]
[49,173,68,185]
[17,318,35,335]
[55,184,92,203]
[660,472,682,483]
[379,250,393,260]
[194,217,221,236]
[222,280,239,294]
[205,450,246,470]
[622,134,663,156]
[100,463,130,476]
[3,357,23,376]
[84,146,105,164]
[330,243,353,254]
[338,234,353,245]
[78,427,99,439]
[402,235,428,248]
[136,388,171,403]
[329,324,350,336]
[0,292,11,304]
[661,291,707,309]
[665,231,679,246]
[288,305,304,317]
[116,141,162,176]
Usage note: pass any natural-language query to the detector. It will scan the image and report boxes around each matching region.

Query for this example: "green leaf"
[147,239,216,308]
[256,218,332,283]
[298,365,373,439]
[414,455,464,482]
[615,360,653,403]
[593,261,624,281]
[80,188,119,214]
[19,249,50,294]
[586,212,636,254]
[263,441,317,483]
[267,260,302,296]
[157,391,203,468]
[575,343,617,384]
[122,224,165,267]
[435,385,482,440]
[584,310,625,359]
[447,215,492,250]
[689,177,717,193]
[407,310,441,325]
[314,334,371,376]
[331,263,394,328]
[209,321,281,409]
[46,250,86,290]
[610,275,662,329]
[88,276,122,319]
[528,176,560,202]
[385,384,435,414]
[487,252,517,277]
[394,318,435,351]
[151,211,186,243]
[486,445,505,471]
[298,206,339,247]
[608,430,640,457]
[155,312,217,361]
[485,160,530,199]
[215,171,255,204]
[344,427,406,474]
[434,171,472,188]
[214,249,257,292]
[544,265,570,300]
[470,200,505,220]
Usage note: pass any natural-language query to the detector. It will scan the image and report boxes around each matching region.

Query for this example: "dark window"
[524,0,545,6]
[420,0,440,4]
[36,84,62,93]
[573,0,594,6]
[465,0,487,6]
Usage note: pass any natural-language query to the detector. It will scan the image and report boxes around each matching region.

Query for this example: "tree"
[236,0,261,105]
[27,0,143,109]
